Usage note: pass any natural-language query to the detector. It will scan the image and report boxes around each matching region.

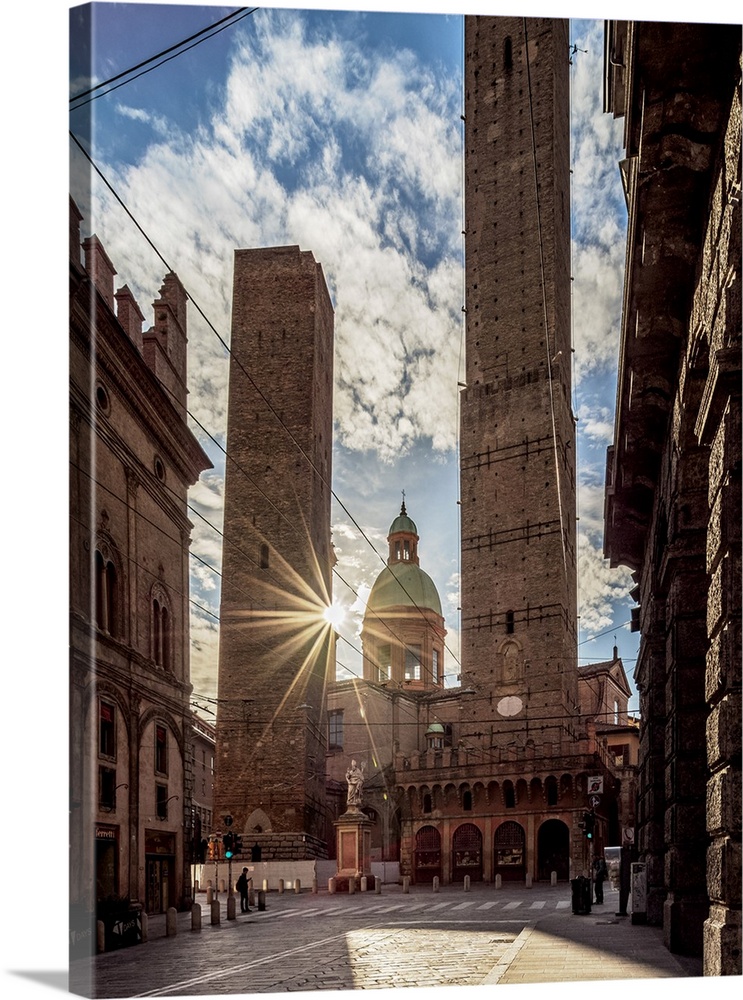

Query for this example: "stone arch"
[530,776,542,803]
[537,818,570,881]
[246,808,272,833]
[494,820,526,881]
[452,822,483,882]
[413,824,441,883]
[560,773,573,801]
[516,778,529,805]
[545,775,559,807]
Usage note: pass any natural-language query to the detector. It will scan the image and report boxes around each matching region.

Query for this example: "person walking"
[593,853,608,904]
[236,867,251,912]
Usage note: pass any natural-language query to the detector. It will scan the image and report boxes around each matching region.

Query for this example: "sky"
[3,1,739,998]
[68,0,643,719]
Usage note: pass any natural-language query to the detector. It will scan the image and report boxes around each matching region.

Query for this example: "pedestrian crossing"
[252,894,578,922]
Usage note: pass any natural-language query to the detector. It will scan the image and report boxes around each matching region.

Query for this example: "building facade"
[214,245,336,860]
[69,198,211,924]
[603,19,741,973]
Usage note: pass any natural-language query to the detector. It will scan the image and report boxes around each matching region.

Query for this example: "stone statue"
[345,759,365,809]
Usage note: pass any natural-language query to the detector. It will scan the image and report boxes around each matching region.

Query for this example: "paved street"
[69,883,701,998]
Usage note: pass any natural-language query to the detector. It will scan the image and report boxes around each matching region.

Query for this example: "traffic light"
[223,833,234,859]
[583,811,595,839]
[233,834,243,855]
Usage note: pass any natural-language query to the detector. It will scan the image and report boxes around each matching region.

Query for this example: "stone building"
[69,198,211,924]
[190,712,216,868]
[213,245,335,861]
[603,19,741,973]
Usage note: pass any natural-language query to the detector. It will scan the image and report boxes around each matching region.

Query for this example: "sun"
[322,601,346,631]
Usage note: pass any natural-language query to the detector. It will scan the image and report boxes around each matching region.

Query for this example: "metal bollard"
[402,876,410,894]
[464,875,471,892]
[278,878,285,894]
[258,890,266,911]
[211,900,220,925]
[526,873,533,888]
[191,903,202,931]
[349,876,356,894]
[328,877,336,894]
[166,907,177,936]
[294,879,301,894]
[227,895,236,920]
[495,874,502,889]
[551,870,557,887]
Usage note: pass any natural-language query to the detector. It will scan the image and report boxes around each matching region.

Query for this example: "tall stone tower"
[460,16,579,746]
[214,245,335,855]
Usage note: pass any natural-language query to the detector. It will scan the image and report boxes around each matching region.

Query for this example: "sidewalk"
[487,885,703,983]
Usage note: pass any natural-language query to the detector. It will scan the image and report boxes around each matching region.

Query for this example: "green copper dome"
[389,512,418,535]
[367,561,442,617]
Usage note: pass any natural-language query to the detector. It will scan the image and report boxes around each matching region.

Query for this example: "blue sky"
[68,1,644,714]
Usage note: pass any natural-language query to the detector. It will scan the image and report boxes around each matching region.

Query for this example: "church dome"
[388,511,418,536]
[367,561,443,617]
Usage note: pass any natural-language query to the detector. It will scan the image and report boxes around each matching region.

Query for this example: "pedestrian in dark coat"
[236,867,250,912]
[593,854,608,903]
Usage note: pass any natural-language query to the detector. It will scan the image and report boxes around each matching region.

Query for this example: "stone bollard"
[349,877,356,895]
[257,890,266,912]
[141,912,148,943]
[211,900,220,925]
[166,907,177,937]
[464,875,471,892]
[194,879,200,893]
[328,877,336,894]
[206,885,214,905]
[495,874,502,889]
[360,876,367,892]
[526,873,533,888]
[402,876,410,894]
[433,876,440,893]
[96,920,105,954]
[262,878,269,893]
[312,877,318,894]
[248,886,255,907]
[294,879,301,894]
[219,879,226,892]
[278,879,285,895]
[227,895,236,920]
[551,871,557,887]
[375,878,382,895]
[191,903,202,931]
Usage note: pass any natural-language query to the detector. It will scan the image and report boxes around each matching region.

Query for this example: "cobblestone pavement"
[69,882,701,998]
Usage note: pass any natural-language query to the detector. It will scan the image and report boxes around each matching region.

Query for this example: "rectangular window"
[155,725,168,774]
[377,645,391,682]
[99,701,116,758]
[404,645,421,681]
[432,649,440,683]
[328,709,344,751]
[98,766,116,809]
[156,784,169,820]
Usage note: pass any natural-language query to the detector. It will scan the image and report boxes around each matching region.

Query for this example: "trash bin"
[571,876,592,915]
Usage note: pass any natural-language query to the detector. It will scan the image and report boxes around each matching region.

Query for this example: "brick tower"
[460,16,580,747]
[214,246,335,856]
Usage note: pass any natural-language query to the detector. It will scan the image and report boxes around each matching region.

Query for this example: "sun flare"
[323,601,346,631]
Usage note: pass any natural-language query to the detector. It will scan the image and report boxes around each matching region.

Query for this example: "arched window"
[463,790,473,811]
[260,544,269,569]
[151,589,172,669]
[422,793,432,814]
[94,548,119,636]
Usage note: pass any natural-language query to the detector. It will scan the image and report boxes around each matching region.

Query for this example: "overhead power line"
[69,7,258,109]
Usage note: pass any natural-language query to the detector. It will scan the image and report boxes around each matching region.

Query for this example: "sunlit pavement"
[69,881,701,998]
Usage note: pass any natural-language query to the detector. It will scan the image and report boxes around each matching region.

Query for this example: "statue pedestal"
[334,809,373,889]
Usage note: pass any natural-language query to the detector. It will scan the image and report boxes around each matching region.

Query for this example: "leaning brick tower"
[214,245,335,856]
[460,16,579,747]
